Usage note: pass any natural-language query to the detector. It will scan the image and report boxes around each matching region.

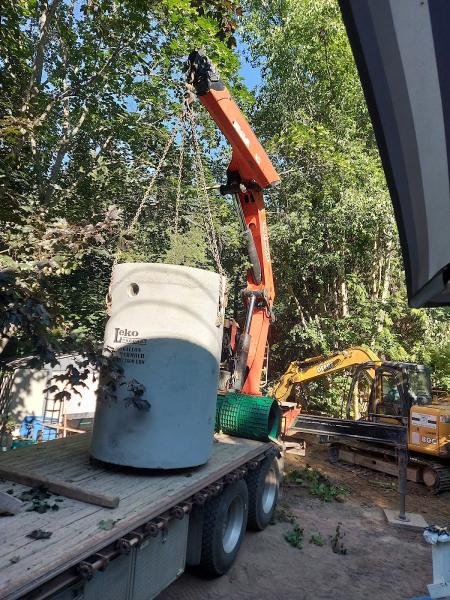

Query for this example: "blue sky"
[71,3,262,96]
[236,37,262,90]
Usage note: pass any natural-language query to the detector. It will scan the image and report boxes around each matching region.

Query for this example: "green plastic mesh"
[215,392,281,442]
[215,394,225,431]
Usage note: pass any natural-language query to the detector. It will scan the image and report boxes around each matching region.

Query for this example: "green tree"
[242,0,450,400]
[0,0,243,364]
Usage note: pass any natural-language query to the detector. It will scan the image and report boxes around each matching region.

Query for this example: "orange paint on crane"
[190,51,279,396]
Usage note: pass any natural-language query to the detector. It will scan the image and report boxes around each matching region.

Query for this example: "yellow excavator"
[271,346,380,405]
[271,347,450,492]
[270,346,380,436]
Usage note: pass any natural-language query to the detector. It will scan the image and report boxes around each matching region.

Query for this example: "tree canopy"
[1,0,449,413]
[0,0,243,363]
[241,0,450,401]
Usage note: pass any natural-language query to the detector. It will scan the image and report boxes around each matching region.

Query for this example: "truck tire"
[246,456,280,531]
[199,479,248,576]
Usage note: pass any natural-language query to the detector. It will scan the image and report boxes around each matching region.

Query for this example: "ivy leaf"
[26,529,52,540]
[98,519,116,531]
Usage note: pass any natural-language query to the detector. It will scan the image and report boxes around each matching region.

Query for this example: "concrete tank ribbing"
[90,263,225,469]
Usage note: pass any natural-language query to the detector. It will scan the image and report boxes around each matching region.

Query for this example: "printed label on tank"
[112,327,147,365]
[118,347,146,365]
[411,412,437,429]
[113,328,147,345]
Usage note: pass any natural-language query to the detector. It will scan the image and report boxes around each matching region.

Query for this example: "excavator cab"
[406,364,433,407]
[370,365,410,424]
[372,363,432,419]
[372,369,400,419]
[347,362,432,423]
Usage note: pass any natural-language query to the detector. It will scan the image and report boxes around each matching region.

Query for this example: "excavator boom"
[272,346,381,403]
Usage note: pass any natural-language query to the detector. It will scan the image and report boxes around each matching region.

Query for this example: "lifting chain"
[174,122,185,237]
[185,102,226,324]
[107,101,226,326]
[107,116,183,313]
[112,121,182,270]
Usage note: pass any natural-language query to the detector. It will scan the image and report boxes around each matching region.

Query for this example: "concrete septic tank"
[90,263,225,469]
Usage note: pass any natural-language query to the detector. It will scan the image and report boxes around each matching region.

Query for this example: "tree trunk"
[289,286,307,328]
[339,273,349,317]
[19,0,62,156]
[352,378,360,420]
[21,0,62,113]
[43,105,89,204]
[374,239,393,336]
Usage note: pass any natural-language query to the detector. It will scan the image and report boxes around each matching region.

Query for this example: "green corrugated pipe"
[215,392,281,442]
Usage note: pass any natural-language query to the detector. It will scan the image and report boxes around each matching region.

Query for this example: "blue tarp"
[20,416,57,441]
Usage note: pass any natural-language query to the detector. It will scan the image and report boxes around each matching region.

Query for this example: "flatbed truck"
[0,432,281,600]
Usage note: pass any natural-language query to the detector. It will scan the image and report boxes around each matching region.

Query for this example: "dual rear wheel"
[198,456,280,576]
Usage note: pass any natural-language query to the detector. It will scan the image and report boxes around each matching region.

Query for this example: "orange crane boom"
[186,50,279,395]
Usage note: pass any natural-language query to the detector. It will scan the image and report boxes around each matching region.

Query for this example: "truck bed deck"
[0,433,271,600]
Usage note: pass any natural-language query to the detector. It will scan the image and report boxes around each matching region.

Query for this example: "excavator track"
[329,440,450,493]
[411,457,450,493]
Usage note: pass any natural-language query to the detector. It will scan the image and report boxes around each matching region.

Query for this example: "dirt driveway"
[160,438,450,600]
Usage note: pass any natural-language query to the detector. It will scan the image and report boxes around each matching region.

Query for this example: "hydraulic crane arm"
[186,50,279,396]
[271,346,381,403]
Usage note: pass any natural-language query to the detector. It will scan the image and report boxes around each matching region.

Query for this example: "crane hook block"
[186,50,226,96]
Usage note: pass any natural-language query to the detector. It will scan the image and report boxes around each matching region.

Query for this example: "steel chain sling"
[112,121,182,270]
[107,102,226,325]
[185,103,227,324]
[106,117,183,313]
[173,121,185,237]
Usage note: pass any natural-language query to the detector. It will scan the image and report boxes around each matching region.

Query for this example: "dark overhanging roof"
[339,0,450,307]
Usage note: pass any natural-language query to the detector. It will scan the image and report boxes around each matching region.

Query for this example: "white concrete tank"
[90,263,225,469]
